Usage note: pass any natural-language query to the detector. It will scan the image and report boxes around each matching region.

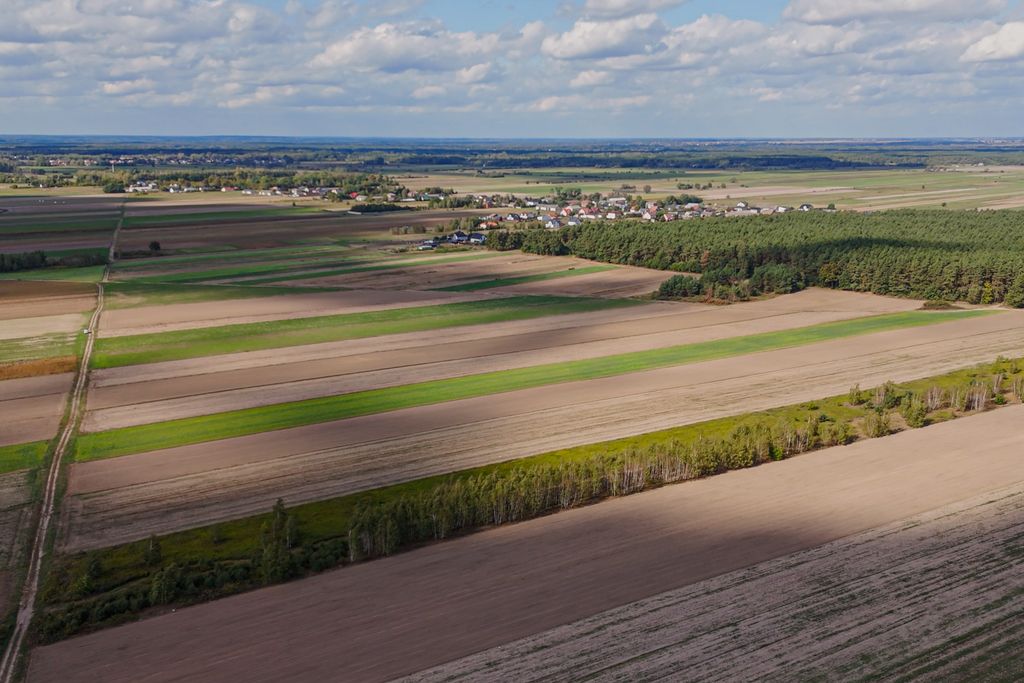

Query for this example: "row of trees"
[0,249,107,273]
[511,210,1024,306]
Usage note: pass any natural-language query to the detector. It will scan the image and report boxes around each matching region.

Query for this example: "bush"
[657,274,703,299]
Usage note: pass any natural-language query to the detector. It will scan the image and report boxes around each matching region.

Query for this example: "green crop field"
[125,255,379,284]
[0,265,106,282]
[434,264,618,291]
[76,309,990,460]
[91,295,638,368]
[0,441,48,475]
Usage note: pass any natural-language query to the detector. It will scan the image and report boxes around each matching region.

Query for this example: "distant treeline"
[497,210,1024,306]
[0,250,107,272]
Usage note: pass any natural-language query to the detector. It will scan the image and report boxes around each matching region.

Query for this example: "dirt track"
[0,374,72,447]
[83,295,920,431]
[61,309,1024,550]
[33,407,1024,683]
[408,481,1024,683]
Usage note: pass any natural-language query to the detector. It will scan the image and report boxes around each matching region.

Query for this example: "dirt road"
[31,406,1024,683]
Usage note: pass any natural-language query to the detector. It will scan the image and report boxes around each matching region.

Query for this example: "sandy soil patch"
[61,310,1024,550]
[99,289,487,338]
[0,313,86,341]
[35,407,1024,682]
[0,298,95,321]
[409,481,1024,683]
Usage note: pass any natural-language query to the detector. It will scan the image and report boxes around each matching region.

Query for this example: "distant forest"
[504,210,1024,306]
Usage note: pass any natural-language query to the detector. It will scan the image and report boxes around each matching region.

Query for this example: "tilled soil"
[406,480,1024,683]
[0,373,72,447]
[32,407,1024,683]
[61,310,1024,551]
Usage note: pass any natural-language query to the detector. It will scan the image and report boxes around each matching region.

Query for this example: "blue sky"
[2,0,1024,137]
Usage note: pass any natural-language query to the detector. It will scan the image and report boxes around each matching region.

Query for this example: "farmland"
[1,164,1023,682]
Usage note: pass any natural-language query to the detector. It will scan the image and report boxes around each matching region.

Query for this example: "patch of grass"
[434,265,618,292]
[0,441,48,474]
[77,310,990,460]
[91,295,638,368]
[0,333,79,364]
[0,266,105,282]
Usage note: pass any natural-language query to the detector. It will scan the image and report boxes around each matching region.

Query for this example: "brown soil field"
[0,470,34,620]
[115,209,480,251]
[0,234,112,255]
[33,407,1024,683]
[408,481,1024,683]
[0,197,121,216]
[287,254,596,290]
[0,373,72,447]
[98,288,487,337]
[0,281,94,304]
[83,294,920,430]
[0,358,77,382]
[700,185,851,200]
[490,265,670,298]
[60,309,1024,550]
[0,314,86,341]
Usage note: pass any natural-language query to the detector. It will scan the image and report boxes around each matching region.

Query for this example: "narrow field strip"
[434,265,618,292]
[121,207,322,228]
[125,254,380,284]
[103,282,343,309]
[0,219,119,235]
[0,441,47,475]
[234,251,500,286]
[0,267,106,283]
[92,295,636,368]
[110,245,345,271]
[75,310,989,461]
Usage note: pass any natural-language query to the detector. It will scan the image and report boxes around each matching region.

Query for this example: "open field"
[0,470,34,622]
[410,481,1024,683]
[91,295,632,367]
[0,282,95,320]
[31,406,1024,682]
[59,307,1024,551]
[79,309,971,435]
[0,374,72,448]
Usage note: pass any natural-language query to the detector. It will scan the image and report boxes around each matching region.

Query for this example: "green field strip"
[235,251,500,286]
[0,266,106,282]
[0,219,119,235]
[121,207,325,228]
[434,265,619,292]
[103,282,344,309]
[111,245,350,270]
[91,295,636,368]
[0,440,48,475]
[76,309,990,461]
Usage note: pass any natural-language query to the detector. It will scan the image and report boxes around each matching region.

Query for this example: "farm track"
[0,209,119,683]
[408,480,1024,683]
[61,309,1024,551]
[29,407,1024,682]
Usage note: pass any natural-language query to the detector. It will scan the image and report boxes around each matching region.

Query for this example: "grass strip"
[111,245,346,270]
[234,252,499,285]
[76,310,990,461]
[0,441,48,475]
[91,295,637,368]
[126,255,380,284]
[434,265,618,292]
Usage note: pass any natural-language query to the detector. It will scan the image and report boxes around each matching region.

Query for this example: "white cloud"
[570,69,613,87]
[310,23,495,72]
[785,0,1007,25]
[962,22,1024,62]
[542,13,666,60]
[583,0,686,18]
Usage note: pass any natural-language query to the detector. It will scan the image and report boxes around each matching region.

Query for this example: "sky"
[2,0,1024,138]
